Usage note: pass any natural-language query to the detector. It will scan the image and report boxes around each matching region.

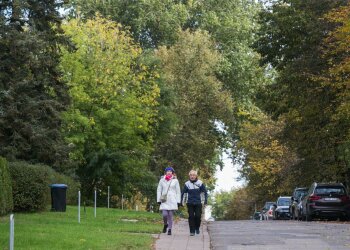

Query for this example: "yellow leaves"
[238,112,298,196]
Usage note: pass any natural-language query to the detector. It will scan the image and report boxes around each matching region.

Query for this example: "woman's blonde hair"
[188,170,198,176]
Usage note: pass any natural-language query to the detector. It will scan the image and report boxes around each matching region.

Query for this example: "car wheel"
[305,210,312,222]
[301,210,306,221]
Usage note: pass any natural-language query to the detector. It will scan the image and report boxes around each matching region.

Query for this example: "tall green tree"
[155,30,234,184]
[319,2,350,186]
[0,0,70,170]
[211,190,235,220]
[255,0,349,186]
[70,0,189,48]
[237,112,299,203]
[60,16,160,198]
[70,0,267,180]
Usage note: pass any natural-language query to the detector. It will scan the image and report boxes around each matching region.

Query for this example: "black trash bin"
[50,184,68,212]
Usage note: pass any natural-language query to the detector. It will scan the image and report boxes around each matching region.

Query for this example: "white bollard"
[135,205,138,211]
[78,191,81,223]
[94,189,97,218]
[9,214,14,250]
[107,186,110,209]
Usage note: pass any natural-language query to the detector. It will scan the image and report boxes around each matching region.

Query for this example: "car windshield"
[264,203,274,210]
[295,190,308,199]
[315,186,346,195]
[277,199,290,206]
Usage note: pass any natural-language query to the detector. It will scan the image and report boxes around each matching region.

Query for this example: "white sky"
[214,152,245,192]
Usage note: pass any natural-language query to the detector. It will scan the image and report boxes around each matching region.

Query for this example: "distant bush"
[0,157,13,215]
[8,161,80,212]
[9,161,50,212]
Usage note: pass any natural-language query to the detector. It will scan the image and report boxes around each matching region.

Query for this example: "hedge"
[8,161,80,212]
[0,157,13,215]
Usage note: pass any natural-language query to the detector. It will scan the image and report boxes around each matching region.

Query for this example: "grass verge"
[0,206,162,250]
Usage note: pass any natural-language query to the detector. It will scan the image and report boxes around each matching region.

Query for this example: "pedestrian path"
[155,219,210,250]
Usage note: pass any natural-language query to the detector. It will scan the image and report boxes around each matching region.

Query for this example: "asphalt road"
[208,220,350,250]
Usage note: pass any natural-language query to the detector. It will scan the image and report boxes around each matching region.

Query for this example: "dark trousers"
[187,204,202,232]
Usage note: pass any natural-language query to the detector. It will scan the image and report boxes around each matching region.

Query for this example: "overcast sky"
[214,152,245,192]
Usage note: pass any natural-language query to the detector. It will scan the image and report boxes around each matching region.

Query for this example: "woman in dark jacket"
[181,170,208,236]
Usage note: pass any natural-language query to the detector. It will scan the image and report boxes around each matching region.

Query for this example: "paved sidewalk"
[155,219,210,250]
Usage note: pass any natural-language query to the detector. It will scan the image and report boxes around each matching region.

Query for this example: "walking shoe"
[195,229,200,234]
[190,231,195,236]
[162,224,168,233]
[167,229,172,235]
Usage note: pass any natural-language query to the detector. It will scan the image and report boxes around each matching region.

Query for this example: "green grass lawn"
[0,206,163,250]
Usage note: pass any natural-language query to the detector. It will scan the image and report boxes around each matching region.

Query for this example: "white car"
[273,196,292,220]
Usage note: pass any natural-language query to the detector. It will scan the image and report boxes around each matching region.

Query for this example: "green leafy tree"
[224,187,256,220]
[211,190,235,220]
[237,112,299,203]
[318,3,350,186]
[0,0,70,170]
[70,0,268,183]
[60,16,160,199]
[69,0,190,48]
[255,0,349,187]
[155,29,234,184]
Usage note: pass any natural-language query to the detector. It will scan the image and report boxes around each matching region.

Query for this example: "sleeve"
[201,183,208,205]
[176,180,181,203]
[157,180,162,203]
[181,183,188,204]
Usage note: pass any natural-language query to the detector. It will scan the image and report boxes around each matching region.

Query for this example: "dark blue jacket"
[181,179,208,205]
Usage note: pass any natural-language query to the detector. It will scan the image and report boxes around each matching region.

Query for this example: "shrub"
[9,161,50,212]
[0,157,13,215]
[8,161,80,211]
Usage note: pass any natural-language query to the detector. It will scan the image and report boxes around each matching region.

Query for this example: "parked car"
[290,187,308,220]
[295,194,307,220]
[261,202,275,220]
[273,196,292,220]
[252,211,262,220]
[265,205,275,220]
[301,183,350,221]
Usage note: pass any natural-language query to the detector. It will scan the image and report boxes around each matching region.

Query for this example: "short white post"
[122,194,124,210]
[107,186,110,209]
[9,214,14,250]
[78,191,81,223]
[94,189,97,218]
[135,205,138,211]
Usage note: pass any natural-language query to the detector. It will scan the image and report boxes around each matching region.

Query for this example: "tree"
[211,190,235,220]
[319,2,350,186]
[154,29,234,184]
[0,0,70,170]
[255,0,349,187]
[70,0,268,184]
[60,16,160,198]
[237,112,299,203]
[225,187,255,220]
[69,0,190,48]
[70,0,267,111]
